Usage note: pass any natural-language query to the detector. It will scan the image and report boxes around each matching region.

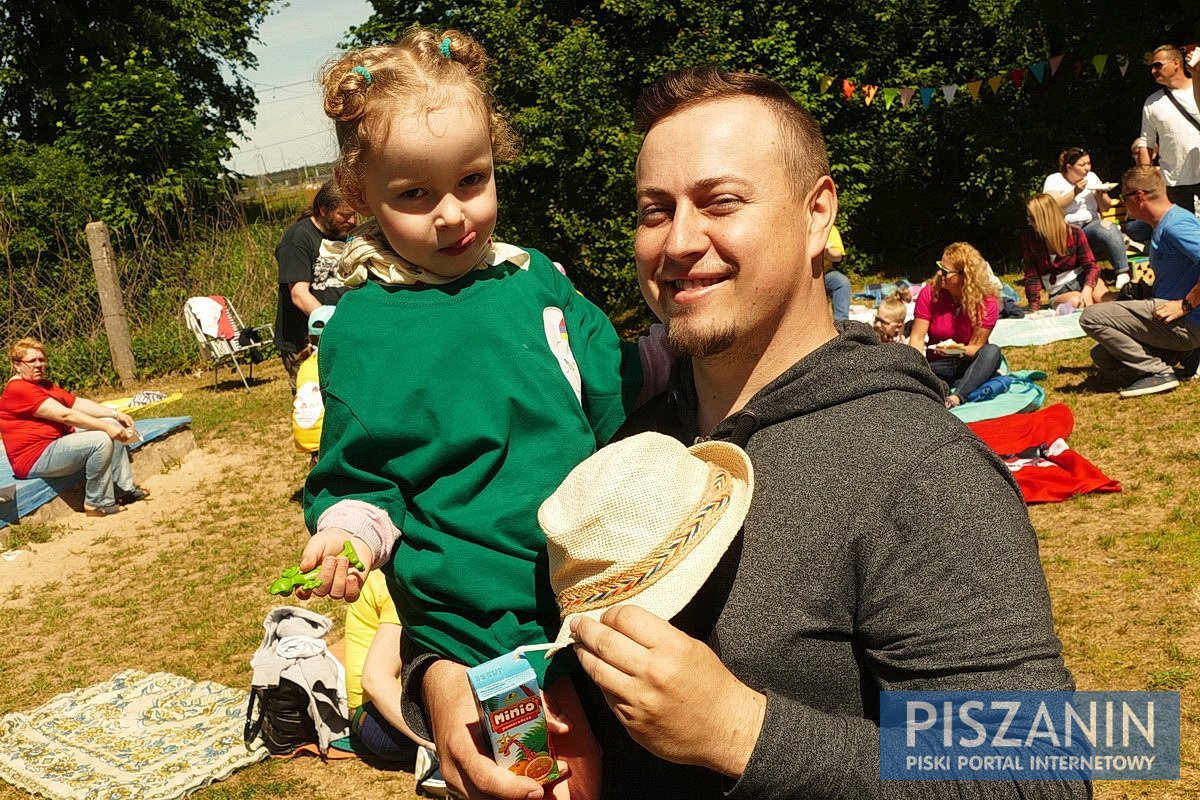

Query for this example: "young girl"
[295,27,660,796]
[872,292,908,344]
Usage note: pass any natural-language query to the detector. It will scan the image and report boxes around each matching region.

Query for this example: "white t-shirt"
[1140,85,1200,186]
[1042,171,1107,226]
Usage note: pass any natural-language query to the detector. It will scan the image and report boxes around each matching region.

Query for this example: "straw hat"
[540,432,753,655]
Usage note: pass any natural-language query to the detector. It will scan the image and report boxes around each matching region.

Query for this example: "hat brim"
[546,439,753,657]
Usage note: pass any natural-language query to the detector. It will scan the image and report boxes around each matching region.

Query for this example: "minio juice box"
[466,652,562,784]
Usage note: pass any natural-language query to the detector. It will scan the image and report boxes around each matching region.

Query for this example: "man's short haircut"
[633,65,829,196]
[1153,44,1183,62]
[1121,165,1167,199]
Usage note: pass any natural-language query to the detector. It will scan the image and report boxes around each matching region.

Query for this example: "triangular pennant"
[882,88,899,109]
[1049,55,1065,76]
[987,75,1004,94]
[899,88,916,108]
[1030,62,1046,83]
[820,75,834,93]
[841,79,856,100]
[862,84,879,106]
[1092,54,1108,76]
[1010,68,1026,88]
[941,84,957,103]
[964,80,983,100]
[1117,54,1129,76]
[919,87,935,107]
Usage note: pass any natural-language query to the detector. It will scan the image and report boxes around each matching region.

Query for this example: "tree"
[0,0,272,144]
[349,0,1195,322]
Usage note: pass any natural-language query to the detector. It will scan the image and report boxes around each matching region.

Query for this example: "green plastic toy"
[268,540,364,596]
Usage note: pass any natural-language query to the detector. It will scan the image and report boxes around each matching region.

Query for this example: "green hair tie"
[439,36,452,58]
[351,65,372,85]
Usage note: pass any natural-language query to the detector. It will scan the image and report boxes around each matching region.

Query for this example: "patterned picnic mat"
[0,670,267,800]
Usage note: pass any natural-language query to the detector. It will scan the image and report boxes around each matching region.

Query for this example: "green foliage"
[0,0,270,144]
[349,0,1194,319]
[60,52,233,230]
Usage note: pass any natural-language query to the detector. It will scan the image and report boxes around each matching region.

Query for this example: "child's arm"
[361,622,434,750]
[294,500,403,601]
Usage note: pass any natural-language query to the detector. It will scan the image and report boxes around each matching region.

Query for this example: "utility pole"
[85,222,137,387]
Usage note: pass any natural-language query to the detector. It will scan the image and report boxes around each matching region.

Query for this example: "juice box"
[466,652,562,785]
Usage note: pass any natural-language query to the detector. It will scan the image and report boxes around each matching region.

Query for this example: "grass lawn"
[0,330,1196,798]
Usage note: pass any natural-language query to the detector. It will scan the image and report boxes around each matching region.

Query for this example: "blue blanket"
[0,416,191,528]
[949,371,1046,424]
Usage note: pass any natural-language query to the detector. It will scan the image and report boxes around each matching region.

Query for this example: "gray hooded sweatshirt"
[580,322,1088,800]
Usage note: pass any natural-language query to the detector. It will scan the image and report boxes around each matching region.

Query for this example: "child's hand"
[295,529,372,602]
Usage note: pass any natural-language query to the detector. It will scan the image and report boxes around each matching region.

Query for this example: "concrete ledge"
[17,429,196,526]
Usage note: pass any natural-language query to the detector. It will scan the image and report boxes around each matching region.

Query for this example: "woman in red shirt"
[1022,193,1112,313]
[0,338,149,516]
[908,242,1003,408]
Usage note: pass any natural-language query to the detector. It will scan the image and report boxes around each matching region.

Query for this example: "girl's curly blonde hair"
[321,27,520,202]
[937,242,999,329]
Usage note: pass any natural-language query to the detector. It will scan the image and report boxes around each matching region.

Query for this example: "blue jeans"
[353,702,418,763]
[1080,219,1128,275]
[1125,219,1153,245]
[28,430,134,508]
[825,270,851,321]
[928,343,1003,400]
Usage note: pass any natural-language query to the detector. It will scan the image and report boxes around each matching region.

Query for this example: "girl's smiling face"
[353,97,498,280]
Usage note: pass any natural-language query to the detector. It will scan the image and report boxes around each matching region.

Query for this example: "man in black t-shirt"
[274,180,357,390]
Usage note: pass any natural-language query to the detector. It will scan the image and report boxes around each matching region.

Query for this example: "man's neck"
[690,312,838,436]
[1164,75,1192,92]
[309,215,333,237]
[1144,199,1174,227]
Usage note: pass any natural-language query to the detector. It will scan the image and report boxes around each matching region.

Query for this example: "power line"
[232,129,330,154]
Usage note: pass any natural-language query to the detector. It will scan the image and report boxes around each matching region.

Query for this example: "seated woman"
[1042,147,1130,285]
[0,337,148,516]
[1022,193,1112,312]
[908,243,1003,409]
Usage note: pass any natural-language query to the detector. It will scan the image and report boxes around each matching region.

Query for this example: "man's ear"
[805,176,838,270]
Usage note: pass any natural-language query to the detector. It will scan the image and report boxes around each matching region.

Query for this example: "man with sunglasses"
[1079,166,1200,397]
[1137,45,1200,216]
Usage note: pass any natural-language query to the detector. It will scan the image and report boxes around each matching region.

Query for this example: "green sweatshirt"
[304,248,641,685]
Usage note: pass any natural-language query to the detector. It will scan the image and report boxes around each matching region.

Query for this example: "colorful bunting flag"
[1116,54,1129,76]
[1029,62,1046,83]
[987,75,1004,94]
[882,88,899,109]
[964,80,983,100]
[841,79,856,100]
[1010,68,1026,89]
[1049,55,1065,76]
[862,84,879,106]
[900,88,915,108]
[919,87,935,107]
[941,84,957,103]
[820,75,835,93]
[1092,55,1108,76]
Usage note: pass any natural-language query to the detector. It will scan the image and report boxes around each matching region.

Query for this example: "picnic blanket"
[967,404,1120,503]
[989,310,1086,348]
[0,670,267,800]
[0,416,191,529]
[101,391,184,415]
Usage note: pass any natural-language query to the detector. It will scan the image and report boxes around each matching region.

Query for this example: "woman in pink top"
[908,242,1002,408]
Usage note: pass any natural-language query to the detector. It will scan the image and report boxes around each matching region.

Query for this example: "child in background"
[291,305,335,466]
[872,292,908,344]
[294,27,664,797]
[823,225,851,321]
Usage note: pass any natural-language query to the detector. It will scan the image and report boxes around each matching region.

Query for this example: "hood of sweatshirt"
[670,321,947,446]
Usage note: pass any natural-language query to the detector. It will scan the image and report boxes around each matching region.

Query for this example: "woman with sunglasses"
[0,338,149,516]
[909,243,1003,408]
[1022,193,1113,313]
[1043,147,1130,286]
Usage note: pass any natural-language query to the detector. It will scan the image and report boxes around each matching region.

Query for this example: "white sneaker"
[1115,273,1131,290]
[415,745,449,798]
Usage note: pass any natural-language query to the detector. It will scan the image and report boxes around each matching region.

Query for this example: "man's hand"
[295,529,372,602]
[423,660,546,800]
[1153,299,1188,324]
[1079,285,1094,308]
[570,605,766,778]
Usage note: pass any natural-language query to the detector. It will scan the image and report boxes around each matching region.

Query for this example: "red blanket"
[967,404,1120,504]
